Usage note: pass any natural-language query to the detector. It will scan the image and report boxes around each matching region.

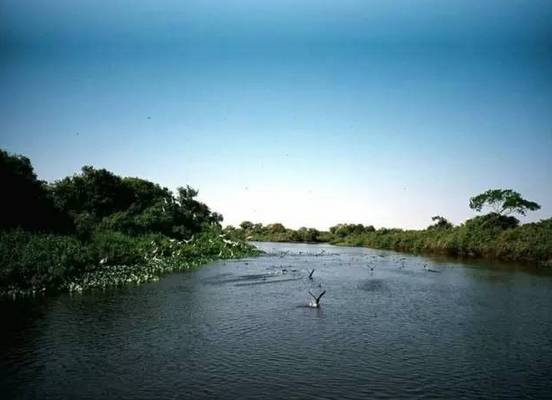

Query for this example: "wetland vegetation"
[1,147,550,299]
[225,191,551,267]
[0,149,259,296]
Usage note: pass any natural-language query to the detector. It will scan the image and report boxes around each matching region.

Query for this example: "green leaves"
[46,165,222,240]
[469,189,541,216]
[0,149,72,233]
[428,216,453,230]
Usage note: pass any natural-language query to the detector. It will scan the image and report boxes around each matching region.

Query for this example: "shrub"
[0,230,93,292]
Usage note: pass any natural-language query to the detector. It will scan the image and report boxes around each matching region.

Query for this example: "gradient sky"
[1,1,551,229]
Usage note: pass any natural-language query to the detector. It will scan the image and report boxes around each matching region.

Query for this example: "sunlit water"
[2,242,552,399]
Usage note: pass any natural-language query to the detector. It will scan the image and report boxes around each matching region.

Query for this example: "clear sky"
[1,1,551,229]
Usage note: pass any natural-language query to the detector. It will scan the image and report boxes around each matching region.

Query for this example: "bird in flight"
[308,290,326,308]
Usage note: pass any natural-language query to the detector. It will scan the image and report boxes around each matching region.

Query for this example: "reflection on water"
[1,242,552,399]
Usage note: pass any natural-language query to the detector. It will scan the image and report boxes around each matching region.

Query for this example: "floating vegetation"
[0,231,261,298]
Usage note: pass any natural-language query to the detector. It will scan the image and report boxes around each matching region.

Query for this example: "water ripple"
[2,242,552,399]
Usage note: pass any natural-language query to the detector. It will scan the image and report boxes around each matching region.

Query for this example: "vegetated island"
[0,149,260,297]
[224,191,551,267]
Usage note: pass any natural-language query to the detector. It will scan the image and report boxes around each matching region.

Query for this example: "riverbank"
[226,217,552,267]
[0,229,260,298]
[332,218,552,267]
[1,149,260,298]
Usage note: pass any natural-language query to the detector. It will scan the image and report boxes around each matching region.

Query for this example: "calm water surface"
[2,242,552,399]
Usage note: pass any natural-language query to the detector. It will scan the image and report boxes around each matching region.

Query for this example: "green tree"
[0,149,72,233]
[330,223,374,238]
[469,189,541,216]
[267,223,286,233]
[428,216,453,230]
[240,221,254,231]
[50,166,133,220]
[50,167,221,239]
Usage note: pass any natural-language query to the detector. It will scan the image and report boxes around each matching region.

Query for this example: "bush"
[329,216,551,265]
[0,230,94,292]
[463,213,519,230]
[0,228,261,296]
[89,230,148,265]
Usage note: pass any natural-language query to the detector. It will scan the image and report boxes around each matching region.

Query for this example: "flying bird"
[308,290,326,308]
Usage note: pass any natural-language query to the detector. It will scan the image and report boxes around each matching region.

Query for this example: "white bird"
[424,264,440,273]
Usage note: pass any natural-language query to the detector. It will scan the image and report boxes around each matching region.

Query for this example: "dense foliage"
[0,150,72,233]
[427,216,453,230]
[332,216,551,265]
[225,222,332,243]
[469,189,541,216]
[0,149,258,296]
[50,166,222,239]
[330,191,549,265]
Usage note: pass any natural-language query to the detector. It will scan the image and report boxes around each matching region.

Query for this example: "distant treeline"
[0,149,258,296]
[330,215,552,266]
[224,222,332,243]
[225,191,551,266]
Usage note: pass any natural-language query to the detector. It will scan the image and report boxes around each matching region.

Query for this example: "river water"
[2,242,552,399]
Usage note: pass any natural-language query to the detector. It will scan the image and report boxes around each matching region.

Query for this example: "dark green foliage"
[226,222,327,243]
[328,189,548,265]
[0,228,259,296]
[329,223,375,238]
[51,166,134,220]
[463,213,519,230]
[239,221,254,230]
[0,229,94,292]
[0,149,72,233]
[0,148,256,296]
[428,216,453,230]
[332,216,552,265]
[89,230,147,265]
[469,189,541,216]
[123,177,172,212]
[49,166,221,239]
[267,223,286,234]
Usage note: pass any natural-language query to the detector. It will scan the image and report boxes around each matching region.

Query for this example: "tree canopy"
[428,216,453,230]
[1,150,222,239]
[469,189,541,217]
[329,223,375,238]
[0,149,72,233]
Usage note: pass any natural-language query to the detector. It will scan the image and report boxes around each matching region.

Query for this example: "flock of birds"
[261,249,444,309]
[298,252,441,308]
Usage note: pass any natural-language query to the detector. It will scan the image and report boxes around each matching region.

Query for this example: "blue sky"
[1,1,551,229]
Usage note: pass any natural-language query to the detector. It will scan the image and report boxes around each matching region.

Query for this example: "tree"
[469,189,541,217]
[267,223,286,233]
[239,221,254,231]
[428,216,453,230]
[329,223,374,238]
[50,167,221,239]
[50,166,133,220]
[0,149,72,233]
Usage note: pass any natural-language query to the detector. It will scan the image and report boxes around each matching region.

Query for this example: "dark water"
[2,242,552,399]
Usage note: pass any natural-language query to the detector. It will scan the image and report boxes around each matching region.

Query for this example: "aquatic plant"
[0,228,259,298]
